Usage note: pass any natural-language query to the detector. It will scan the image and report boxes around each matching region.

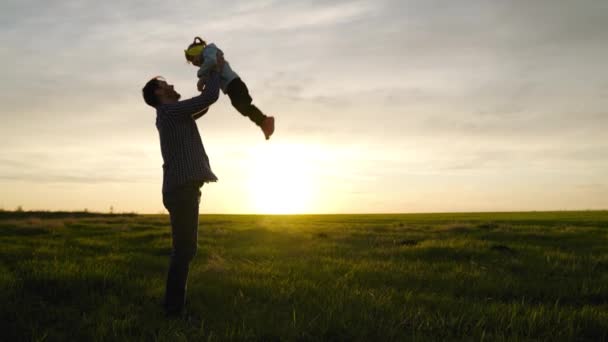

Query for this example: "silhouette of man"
[141,61,223,316]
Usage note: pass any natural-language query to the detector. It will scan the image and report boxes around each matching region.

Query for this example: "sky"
[1,0,607,214]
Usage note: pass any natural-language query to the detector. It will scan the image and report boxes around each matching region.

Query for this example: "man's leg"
[162,184,201,315]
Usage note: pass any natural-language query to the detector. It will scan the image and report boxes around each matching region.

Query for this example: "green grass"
[1,211,608,341]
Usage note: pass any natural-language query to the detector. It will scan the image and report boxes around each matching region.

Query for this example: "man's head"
[142,76,181,108]
[184,36,206,67]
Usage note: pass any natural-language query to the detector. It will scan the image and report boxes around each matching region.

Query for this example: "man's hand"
[261,116,275,140]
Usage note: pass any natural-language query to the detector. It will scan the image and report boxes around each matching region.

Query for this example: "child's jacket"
[197,43,239,93]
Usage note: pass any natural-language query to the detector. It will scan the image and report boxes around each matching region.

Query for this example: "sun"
[246,143,316,214]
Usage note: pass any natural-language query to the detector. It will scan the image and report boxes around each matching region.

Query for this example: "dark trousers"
[162,183,202,313]
[226,78,266,126]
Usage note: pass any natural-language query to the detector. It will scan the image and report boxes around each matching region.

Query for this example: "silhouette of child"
[185,37,275,140]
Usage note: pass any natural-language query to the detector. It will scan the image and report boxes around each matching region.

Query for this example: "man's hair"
[184,36,207,63]
[142,77,164,108]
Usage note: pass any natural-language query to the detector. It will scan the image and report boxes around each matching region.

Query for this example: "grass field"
[1,211,608,341]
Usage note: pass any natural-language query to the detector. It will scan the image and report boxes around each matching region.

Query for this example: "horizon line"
[2,209,607,216]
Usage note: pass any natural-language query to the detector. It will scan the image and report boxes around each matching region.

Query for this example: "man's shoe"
[162,300,184,318]
[164,306,184,318]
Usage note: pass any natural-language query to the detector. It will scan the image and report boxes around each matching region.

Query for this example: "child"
[184,37,275,140]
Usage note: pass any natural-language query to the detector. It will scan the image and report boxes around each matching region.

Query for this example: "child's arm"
[197,43,220,79]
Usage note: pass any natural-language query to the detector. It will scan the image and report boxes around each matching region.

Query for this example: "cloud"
[205,1,376,32]
[0,146,159,184]
[576,183,608,193]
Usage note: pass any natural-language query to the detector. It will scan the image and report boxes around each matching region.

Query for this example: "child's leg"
[226,78,267,127]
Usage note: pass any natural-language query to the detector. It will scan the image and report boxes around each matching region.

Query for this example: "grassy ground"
[1,211,608,341]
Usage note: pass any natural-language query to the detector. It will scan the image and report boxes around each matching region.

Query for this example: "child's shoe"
[261,116,275,140]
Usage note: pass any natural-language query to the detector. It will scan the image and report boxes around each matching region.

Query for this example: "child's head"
[184,37,206,66]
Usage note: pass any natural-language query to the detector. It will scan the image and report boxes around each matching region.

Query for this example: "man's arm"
[162,72,221,119]
[192,108,208,120]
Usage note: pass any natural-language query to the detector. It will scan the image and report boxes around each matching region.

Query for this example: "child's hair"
[184,37,207,63]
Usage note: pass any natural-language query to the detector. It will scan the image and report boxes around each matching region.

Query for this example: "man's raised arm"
[161,72,221,119]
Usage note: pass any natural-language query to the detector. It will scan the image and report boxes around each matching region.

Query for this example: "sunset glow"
[1,1,607,214]
[246,143,316,214]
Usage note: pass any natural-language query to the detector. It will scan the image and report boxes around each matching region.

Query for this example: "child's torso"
[199,43,239,92]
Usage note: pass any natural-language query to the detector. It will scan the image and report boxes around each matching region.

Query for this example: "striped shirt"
[155,73,221,193]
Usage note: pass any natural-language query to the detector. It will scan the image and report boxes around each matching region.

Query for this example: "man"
[141,65,222,316]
